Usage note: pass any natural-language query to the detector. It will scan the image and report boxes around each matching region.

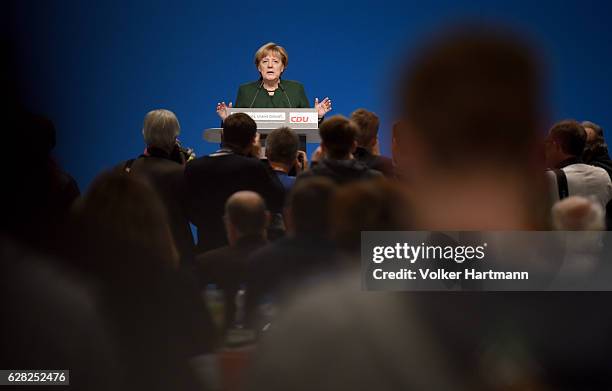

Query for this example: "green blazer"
[235,79,310,108]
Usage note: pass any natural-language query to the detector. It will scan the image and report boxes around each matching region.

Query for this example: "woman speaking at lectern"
[216,42,332,120]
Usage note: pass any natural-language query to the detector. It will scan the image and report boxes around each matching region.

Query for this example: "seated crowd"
[5,28,612,391]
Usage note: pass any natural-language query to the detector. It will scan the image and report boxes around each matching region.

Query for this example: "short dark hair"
[351,109,380,147]
[398,29,542,168]
[288,177,336,236]
[266,127,299,166]
[319,115,358,159]
[225,191,267,236]
[549,120,586,157]
[223,113,257,150]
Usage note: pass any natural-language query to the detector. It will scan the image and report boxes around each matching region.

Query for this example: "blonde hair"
[552,196,605,231]
[142,109,180,151]
[254,42,288,69]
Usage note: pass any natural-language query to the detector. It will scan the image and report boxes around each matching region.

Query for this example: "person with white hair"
[552,195,606,231]
[142,109,180,153]
[551,196,605,282]
[114,109,195,266]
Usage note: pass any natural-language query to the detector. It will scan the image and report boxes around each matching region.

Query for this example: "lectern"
[203,108,320,150]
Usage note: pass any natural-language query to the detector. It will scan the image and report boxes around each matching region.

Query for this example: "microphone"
[278,81,292,108]
[249,81,264,108]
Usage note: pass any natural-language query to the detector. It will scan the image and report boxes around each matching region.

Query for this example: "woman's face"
[258,52,284,82]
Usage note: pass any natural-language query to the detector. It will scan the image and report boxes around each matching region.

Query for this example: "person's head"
[72,172,179,269]
[331,179,411,254]
[319,115,358,160]
[142,109,180,153]
[266,127,299,171]
[582,121,604,144]
[351,109,380,151]
[552,196,605,231]
[544,120,586,168]
[286,177,337,237]
[255,42,288,83]
[393,28,546,229]
[222,112,258,154]
[224,191,269,245]
[581,120,608,162]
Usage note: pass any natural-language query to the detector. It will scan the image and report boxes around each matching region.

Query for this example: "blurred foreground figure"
[551,196,606,282]
[552,196,605,231]
[248,28,612,390]
[67,173,218,391]
[2,42,111,389]
[0,239,116,391]
[245,177,341,330]
[331,179,411,255]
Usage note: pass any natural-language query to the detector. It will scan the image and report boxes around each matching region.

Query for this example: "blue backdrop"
[8,0,612,190]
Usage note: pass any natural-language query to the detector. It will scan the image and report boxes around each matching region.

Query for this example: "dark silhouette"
[245,177,341,330]
[185,113,284,252]
[299,115,382,185]
[195,191,269,332]
[350,108,395,177]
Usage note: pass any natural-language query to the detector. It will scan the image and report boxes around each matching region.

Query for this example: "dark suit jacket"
[184,151,285,253]
[195,235,268,331]
[354,147,395,178]
[116,149,195,265]
[235,80,310,108]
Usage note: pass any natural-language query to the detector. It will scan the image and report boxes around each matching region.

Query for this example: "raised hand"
[315,97,332,118]
[216,101,233,120]
[294,150,308,172]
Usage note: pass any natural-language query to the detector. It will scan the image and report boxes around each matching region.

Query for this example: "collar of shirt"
[556,156,582,169]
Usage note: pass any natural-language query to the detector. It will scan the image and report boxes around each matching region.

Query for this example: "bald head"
[225,191,268,240]
[552,196,605,231]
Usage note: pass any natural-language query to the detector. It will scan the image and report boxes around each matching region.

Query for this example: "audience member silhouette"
[350,108,395,177]
[115,109,195,266]
[330,179,411,255]
[245,177,341,330]
[196,191,270,332]
[67,173,218,391]
[544,120,612,212]
[265,127,303,192]
[185,113,284,252]
[299,115,382,185]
